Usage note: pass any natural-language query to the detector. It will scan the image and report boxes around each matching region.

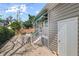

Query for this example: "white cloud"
[6,5,18,13]
[20,4,27,12]
[36,11,39,14]
[20,13,23,15]
[6,4,27,13]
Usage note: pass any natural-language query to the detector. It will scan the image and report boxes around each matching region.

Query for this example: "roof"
[35,9,47,21]
[44,3,58,10]
[34,3,58,23]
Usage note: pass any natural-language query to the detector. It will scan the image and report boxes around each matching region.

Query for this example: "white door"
[58,17,78,56]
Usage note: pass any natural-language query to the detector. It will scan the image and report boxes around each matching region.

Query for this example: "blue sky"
[0,3,46,21]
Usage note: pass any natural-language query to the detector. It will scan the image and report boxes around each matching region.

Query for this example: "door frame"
[57,17,78,56]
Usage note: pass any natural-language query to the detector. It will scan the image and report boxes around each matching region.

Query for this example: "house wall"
[35,19,49,47]
[42,20,49,47]
[42,20,49,37]
[35,19,49,37]
[48,3,79,55]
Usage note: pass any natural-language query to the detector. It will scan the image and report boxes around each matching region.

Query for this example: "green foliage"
[0,18,3,22]
[23,14,35,29]
[10,21,21,31]
[0,15,3,22]
[28,14,35,23]
[0,26,15,45]
[23,20,32,29]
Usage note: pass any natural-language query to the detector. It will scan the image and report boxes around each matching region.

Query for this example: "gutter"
[34,3,59,24]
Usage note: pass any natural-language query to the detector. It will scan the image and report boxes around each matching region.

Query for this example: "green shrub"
[8,29,15,37]
[23,21,33,29]
[0,26,15,45]
[10,21,21,31]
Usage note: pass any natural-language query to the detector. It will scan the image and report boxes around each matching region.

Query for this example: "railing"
[31,31,39,42]
[31,30,48,45]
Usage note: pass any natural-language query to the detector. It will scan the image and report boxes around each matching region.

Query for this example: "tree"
[10,20,21,34]
[23,20,32,29]
[0,18,3,22]
[23,14,35,29]
[0,15,3,22]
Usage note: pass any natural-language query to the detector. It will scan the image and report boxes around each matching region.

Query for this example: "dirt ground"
[13,44,55,56]
[25,46,55,56]
[0,34,55,56]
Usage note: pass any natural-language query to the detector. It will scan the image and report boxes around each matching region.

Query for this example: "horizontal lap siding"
[78,17,79,56]
[48,3,79,54]
[37,22,49,47]
[42,27,49,47]
[42,27,49,36]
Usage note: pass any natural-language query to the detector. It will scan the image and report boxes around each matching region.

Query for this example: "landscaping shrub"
[0,26,15,45]
[10,21,21,31]
[9,21,21,34]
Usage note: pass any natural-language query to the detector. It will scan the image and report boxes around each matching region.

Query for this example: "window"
[45,20,48,27]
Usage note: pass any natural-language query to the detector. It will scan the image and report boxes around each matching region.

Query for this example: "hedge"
[0,26,15,45]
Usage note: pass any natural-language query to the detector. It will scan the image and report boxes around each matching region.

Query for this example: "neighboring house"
[34,3,79,56]
[0,18,13,27]
[0,20,9,26]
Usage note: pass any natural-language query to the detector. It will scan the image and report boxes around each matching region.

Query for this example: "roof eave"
[34,3,59,24]
[44,3,59,10]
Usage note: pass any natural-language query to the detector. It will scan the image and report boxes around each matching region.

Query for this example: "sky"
[0,3,46,21]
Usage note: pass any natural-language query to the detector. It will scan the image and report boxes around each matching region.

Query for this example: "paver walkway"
[0,34,55,56]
